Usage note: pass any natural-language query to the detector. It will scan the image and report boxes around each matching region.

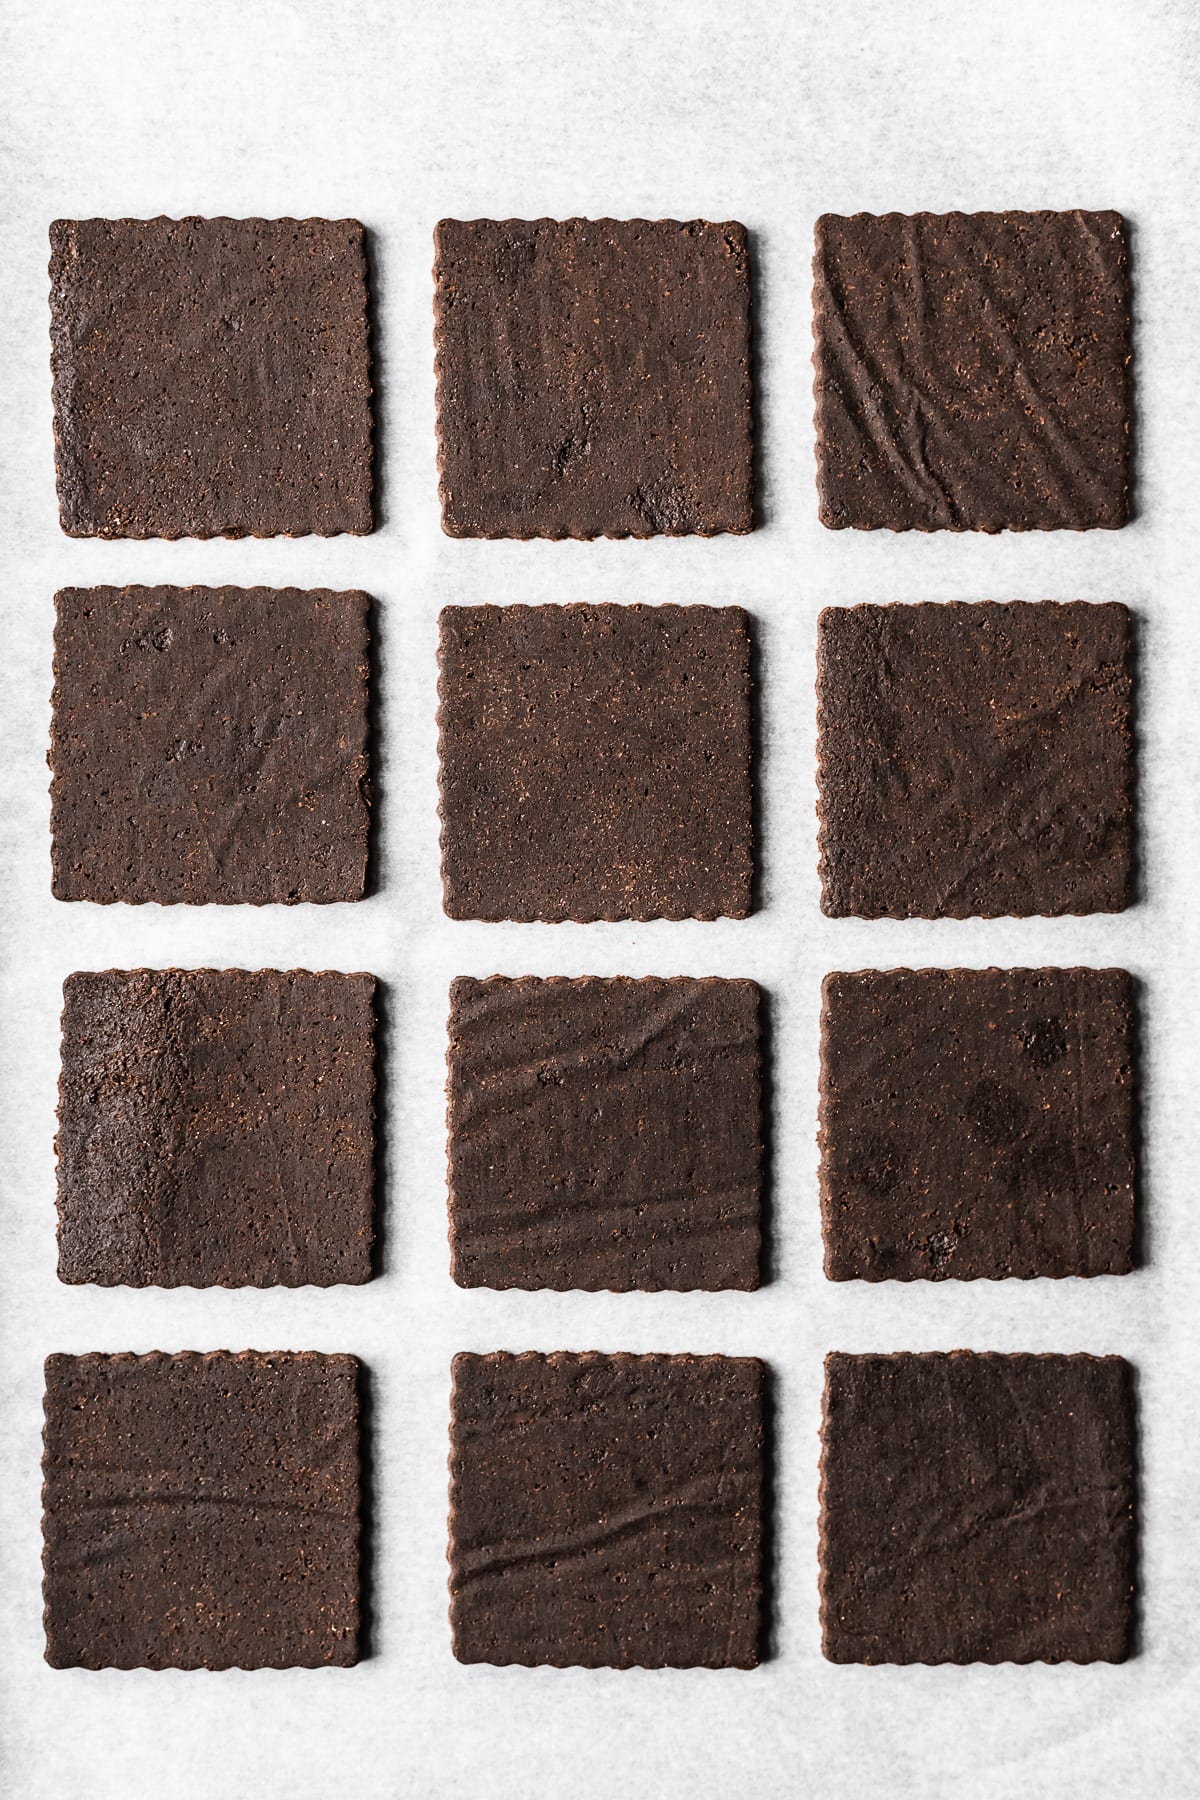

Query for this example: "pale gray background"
[1,2,1198,1796]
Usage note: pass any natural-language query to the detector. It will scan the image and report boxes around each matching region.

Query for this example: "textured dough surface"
[57,970,376,1286]
[819,967,1136,1279]
[51,585,371,904]
[49,216,373,537]
[816,601,1133,918]
[447,977,762,1290]
[434,218,752,537]
[42,1352,361,1668]
[819,1352,1136,1663]
[437,603,753,921]
[449,1352,764,1667]
[812,210,1131,531]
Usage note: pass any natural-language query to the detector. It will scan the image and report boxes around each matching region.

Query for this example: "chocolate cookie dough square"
[449,1352,765,1667]
[819,968,1136,1280]
[820,1352,1136,1663]
[57,970,376,1287]
[434,218,752,537]
[43,1351,361,1668]
[813,210,1131,531]
[438,604,753,921]
[51,586,371,904]
[817,602,1133,918]
[49,217,373,537]
[447,977,762,1290]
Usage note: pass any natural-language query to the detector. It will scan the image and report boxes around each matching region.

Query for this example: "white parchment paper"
[2,2,1198,1795]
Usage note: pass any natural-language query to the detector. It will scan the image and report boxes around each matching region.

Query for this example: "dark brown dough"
[434,218,753,537]
[820,1352,1136,1664]
[816,601,1133,918]
[447,977,762,1291]
[57,970,376,1287]
[437,603,753,921]
[42,1352,361,1668]
[819,968,1136,1279]
[812,210,1131,530]
[449,1352,765,1668]
[50,585,371,904]
[49,217,373,537]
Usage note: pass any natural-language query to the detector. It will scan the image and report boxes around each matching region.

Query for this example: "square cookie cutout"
[449,1353,765,1668]
[813,210,1131,531]
[51,586,371,904]
[448,978,762,1291]
[57,970,376,1287]
[43,1352,361,1668]
[820,1353,1136,1664]
[434,218,752,537]
[49,217,373,537]
[438,604,753,921]
[817,602,1133,918]
[819,968,1136,1280]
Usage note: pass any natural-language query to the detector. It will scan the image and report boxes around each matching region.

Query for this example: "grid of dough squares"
[428,219,766,1669]
[810,209,1138,1668]
[43,215,379,1671]
[37,207,1139,1673]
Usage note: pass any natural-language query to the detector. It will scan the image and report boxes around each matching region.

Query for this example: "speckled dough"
[449,1352,765,1668]
[433,218,753,537]
[816,601,1134,918]
[57,970,376,1287]
[819,1352,1136,1664]
[50,586,371,904]
[42,1352,361,1669]
[819,968,1136,1280]
[49,216,373,537]
[437,604,753,921]
[447,977,762,1291]
[812,210,1131,531]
